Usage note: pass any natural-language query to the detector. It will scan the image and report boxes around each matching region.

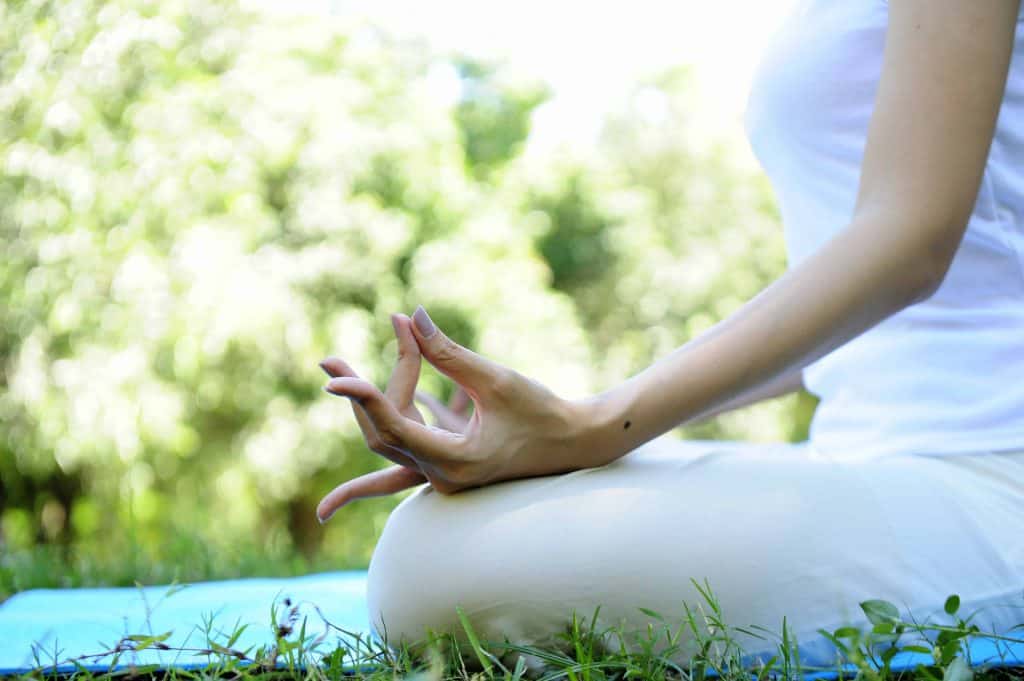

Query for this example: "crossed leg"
[366,437,1024,666]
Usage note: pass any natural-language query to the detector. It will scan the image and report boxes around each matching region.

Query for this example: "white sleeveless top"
[743,0,1024,458]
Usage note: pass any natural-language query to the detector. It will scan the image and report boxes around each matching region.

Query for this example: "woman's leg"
[366,437,1024,665]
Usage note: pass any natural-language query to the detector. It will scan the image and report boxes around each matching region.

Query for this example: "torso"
[743,0,1024,457]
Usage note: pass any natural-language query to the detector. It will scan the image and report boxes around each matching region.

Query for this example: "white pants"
[366,438,1024,665]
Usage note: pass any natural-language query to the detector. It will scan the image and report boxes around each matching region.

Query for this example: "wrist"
[569,380,646,467]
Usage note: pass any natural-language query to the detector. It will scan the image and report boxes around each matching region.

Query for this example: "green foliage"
[532,171,618,295]
[0,0,813,590]
[453,58,550,181]
[10,586,1023,681]
[816,595,1024,681]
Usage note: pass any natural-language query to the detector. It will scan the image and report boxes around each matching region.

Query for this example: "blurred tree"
[522,67,813,442]
[0,0,589,588]
[531,170,618,295]
[0,0,812,593]
[453,57,549,181]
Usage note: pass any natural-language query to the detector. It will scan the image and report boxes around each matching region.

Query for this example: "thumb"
[316,465,427,523]
[410,305,503,395]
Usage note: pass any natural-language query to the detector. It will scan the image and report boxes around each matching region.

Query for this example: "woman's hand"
[316,313,435,521]
[316,306,612,522]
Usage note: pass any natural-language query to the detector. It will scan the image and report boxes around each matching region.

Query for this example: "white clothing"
[743,0,1024,458]
[368,440,1024,666]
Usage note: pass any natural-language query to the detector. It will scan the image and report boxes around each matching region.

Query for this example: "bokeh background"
[0,0,815,599]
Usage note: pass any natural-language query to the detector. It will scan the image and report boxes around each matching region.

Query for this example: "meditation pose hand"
[315,0,1023,523]
[316,306,613,522]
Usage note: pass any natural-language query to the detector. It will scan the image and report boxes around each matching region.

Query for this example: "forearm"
[572,210,945,464]
[682,366,804,424]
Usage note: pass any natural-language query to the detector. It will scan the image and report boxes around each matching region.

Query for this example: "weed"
[3,583,1023,681]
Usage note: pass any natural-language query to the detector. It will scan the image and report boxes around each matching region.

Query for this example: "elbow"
[850,198,970,311]
[896,238,957,307]
[857,205,965,309]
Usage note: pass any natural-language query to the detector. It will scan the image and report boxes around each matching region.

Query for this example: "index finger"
[320,356,423,467]
[326,376,467,463]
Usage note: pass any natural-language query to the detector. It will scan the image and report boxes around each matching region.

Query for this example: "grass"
[2,571,1023,681]
[0,543,352,604]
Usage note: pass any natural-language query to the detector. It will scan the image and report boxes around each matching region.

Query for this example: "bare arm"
[316,0,1020,512]
[578,0,1020,458]
[683,367,805,424]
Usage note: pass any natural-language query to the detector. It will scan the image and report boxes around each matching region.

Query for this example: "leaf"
[833,626,862,639]
[455,605,493,675]
[691,659,706,681]
[937,629,969,647]
[163,582,188,599]
[127,631,172,643]
[757,656,779,681]
[511,655,528,681]
[818,628,852,657]
[945,595,961,616]
[125,631,173,652]
[860,600,900,625]
[226,623,249,648]
[637,607,665,621]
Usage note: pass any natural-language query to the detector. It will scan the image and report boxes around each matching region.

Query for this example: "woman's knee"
[363,447,837,643]
[367,488,454,644]
[363,462,700,650]
[365,479,592,651]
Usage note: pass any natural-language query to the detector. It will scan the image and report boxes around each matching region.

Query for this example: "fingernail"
[390,313,401,336]
[318,360,331,375]
[412,305,437,338]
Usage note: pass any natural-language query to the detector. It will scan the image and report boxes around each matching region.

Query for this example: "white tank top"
[743,0,1024,458]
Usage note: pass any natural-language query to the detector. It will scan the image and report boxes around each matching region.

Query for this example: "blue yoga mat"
[2,573,1023,676]
[0,571,371,674]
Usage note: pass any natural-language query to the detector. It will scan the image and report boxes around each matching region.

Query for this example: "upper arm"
[853,0,1020,279]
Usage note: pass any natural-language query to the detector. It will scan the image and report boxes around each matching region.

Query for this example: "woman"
[316,0,1024,666]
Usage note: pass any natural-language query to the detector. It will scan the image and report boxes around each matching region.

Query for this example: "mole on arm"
[623,420,631,430]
